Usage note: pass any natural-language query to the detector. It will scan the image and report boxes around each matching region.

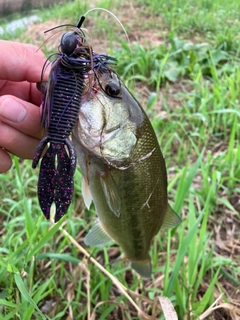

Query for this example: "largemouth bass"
[73,58,181,277]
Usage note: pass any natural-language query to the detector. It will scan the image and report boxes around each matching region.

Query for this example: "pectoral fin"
[162,205,181,229]
[84,220,112,247]
[100,170,121,217]
[82,177,93,209]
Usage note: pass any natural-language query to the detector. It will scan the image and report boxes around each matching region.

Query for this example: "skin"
[0,40,47,173]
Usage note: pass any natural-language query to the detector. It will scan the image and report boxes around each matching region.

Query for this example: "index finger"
[0,40,46,82]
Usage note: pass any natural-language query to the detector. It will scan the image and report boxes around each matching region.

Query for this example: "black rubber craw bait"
[32,16,92,221]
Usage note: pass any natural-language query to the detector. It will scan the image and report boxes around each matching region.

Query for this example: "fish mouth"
[81,72,94,99]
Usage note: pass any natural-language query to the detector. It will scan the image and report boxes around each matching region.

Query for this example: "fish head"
[75,69,144,163]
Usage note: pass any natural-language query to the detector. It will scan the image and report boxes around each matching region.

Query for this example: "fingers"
[0,41,47,83]
[0,41,48,106]
[0,81,42,107]
[0,41,47,173]
[0,95,45,139]
[0,96,46,172]
[0,121,41,160]
[0,148,12,173]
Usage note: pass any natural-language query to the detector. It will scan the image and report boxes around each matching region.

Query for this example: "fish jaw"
[77,92,138,162]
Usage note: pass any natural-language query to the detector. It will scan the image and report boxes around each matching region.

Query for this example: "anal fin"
[162,205,181,229]
[84,220,112,247]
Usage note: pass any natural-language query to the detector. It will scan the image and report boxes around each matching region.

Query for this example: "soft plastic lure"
[32,17,93,221]
[32,16,117,222]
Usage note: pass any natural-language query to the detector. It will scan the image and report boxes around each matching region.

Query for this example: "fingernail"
[0,98,27,122]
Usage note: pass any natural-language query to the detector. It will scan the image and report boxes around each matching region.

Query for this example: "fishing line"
[84,8,129,44]
[82,7,135,85]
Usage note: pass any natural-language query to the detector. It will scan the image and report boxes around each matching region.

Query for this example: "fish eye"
[105,82,121,97]
[60,32,77,56]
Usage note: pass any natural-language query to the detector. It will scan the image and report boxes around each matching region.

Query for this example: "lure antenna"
[44,15,85,34]
[77,15,86,28]
[44,23,77,34]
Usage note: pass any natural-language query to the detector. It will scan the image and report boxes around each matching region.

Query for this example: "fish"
[32,19,93,222]
[72,56,181,277]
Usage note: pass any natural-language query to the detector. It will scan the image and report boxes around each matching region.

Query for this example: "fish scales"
[99,118,167,254]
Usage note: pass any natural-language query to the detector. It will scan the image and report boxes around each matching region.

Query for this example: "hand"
[0,40,47,173]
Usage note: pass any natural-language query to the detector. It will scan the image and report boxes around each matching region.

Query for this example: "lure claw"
[36,141,76,222]
[32,136,49,169]
[54,141,76,222]
[37,143,55,220]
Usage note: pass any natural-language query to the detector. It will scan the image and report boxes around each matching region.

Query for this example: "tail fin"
[33,138,76,221]
[131,258,152,278]
[110,254,152,278]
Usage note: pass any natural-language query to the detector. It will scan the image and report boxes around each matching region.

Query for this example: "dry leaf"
[158,296,178,320]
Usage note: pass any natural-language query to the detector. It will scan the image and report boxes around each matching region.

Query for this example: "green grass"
[0,0,240,319]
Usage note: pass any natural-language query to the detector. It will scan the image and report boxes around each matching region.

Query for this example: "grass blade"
[14,273,46,320]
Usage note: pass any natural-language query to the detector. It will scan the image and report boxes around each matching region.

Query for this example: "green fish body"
[73,71,181,277]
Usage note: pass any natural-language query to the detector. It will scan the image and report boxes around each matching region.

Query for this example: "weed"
[0,0,239,319]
